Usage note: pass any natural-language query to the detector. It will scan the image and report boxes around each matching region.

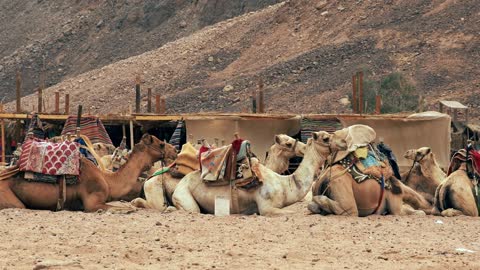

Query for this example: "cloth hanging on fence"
[169,120,184,151]
[61,116,112,145]
[25,113,46,140]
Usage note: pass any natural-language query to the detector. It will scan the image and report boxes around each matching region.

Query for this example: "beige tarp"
[338,112,451,170]
[185,116,301,162]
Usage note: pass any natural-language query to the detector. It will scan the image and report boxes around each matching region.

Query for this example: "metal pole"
[129,120,134,150]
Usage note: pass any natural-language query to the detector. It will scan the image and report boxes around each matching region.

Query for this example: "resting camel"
[402,147,445,204]
[0,134,177,212]
[308,125,431,216]
[131,134,306,211]
[169,132,343,216]
[265,134,306,174]
[93,143,116,158]
[432,148,479,217]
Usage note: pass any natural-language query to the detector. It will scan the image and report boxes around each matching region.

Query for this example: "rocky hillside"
[0,0,279,103]
[4,0,480,116]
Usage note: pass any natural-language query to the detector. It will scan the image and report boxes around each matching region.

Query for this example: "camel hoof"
[163,206,177,213]
[412,210,426,216]
[307,202,322,214]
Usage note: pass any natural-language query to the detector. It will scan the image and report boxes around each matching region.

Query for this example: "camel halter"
[404,153,427,183]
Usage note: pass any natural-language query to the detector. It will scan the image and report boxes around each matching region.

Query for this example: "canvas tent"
[336,111,451,170]
[185,115,301,162]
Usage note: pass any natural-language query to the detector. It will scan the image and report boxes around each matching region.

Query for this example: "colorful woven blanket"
[200,145,232,181]
[18,139,80,176]
[61,116,112,145]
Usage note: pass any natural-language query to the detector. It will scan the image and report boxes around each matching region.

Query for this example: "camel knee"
[131,198,149,208]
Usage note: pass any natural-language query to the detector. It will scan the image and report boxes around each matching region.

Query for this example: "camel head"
[311,131,348,156]
[93,143,116,157]
[273,134,305,157]
[136,134,177,162]
[404,147,432,163]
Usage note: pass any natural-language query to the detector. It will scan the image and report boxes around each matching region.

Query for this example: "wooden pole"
[251,89,257,113]
[37,88,43,113]
[16,70,21,113]
[1,119,4,164]
[352,75,357,113]
[375,95,381,114]
[147,88,152,113]
[257,79,265,113]
[129,105,134,149]
[76,105,83,138]
[155,94,160,114]
[358,71,363,114]
[65,94,70,114]
[54,91,60,113]
[135,76,141,113]
[160,97,166,114]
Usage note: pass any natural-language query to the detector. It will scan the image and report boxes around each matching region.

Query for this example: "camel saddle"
[200,140,259,189]
[447,148,480,177]
[334,146,393,190]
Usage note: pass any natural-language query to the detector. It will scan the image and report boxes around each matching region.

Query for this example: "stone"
[223,85,234,92]
[315,0,328,10]
[179,21,187,28]
[208,56,214,62]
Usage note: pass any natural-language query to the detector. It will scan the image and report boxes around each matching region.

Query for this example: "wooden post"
[439,102,444,113]
[257,79,265,113]
[147,88,152,113]
[54,91,60,113]
[135,76,141,113]
[1,119,4,164]
[76,105,83,138]
[129,105,134,149]
[251,89,257,113]
[160,97,166,114]
[37,88,43,113]
[352,75,357,113]
[155,94,160,114]
[358,71,363,114]
[375,95,381,114]
[65,94,70,114]
[16,70,21,113]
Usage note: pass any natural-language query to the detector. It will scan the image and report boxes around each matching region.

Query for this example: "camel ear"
[142,134,153,145]
[312,132,319,140]
[275,135,280,144]
[425,147,431,155]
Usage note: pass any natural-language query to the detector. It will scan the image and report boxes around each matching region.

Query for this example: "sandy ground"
[1,201,479,270]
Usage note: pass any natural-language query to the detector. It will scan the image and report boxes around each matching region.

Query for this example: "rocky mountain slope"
[4,0,480,116]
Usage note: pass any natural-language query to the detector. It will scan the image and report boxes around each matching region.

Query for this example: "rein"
[404,153,426,183]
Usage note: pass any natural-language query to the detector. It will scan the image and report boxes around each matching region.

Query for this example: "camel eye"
[285,142,292,148]
[322,137,329,143]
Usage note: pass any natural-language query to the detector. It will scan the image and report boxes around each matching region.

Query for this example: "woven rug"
[18,139,80,176]
[61,116,112,145]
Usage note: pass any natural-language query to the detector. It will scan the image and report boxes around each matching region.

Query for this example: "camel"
[168,132,344,216]
[402,147,446,203]
[265,134,306,174]
[308,125,431,216]
[432,148,479,217]
[0,134,177,212]
[93,143,116,158]
[131,134,306,211]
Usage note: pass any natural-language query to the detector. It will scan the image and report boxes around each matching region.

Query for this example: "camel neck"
[420,155,446,185]
[265,146,291,174]
[290,145,323,199]
[107,148,154,199]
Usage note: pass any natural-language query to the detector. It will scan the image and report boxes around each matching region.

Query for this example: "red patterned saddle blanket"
[18,139,81,176]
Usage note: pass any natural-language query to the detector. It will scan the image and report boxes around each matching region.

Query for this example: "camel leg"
[400,203,426,216]
[311,195,358,216]
[0,186,26,209]
[441,208,465,217]
[131,198,149,208]
[257,203,295,216]
[171,182,200,213]
[82,191,135,213]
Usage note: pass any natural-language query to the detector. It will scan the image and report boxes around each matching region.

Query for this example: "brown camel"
[402,147,446,204]
[432,149,479,217]
[0,134,177,212]
[308,125,431,216]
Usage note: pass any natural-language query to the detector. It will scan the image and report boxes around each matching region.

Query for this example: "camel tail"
[394,178,432,212]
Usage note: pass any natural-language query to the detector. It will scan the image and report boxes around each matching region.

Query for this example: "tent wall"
[185,117,301,162]
[338,113,451,170]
